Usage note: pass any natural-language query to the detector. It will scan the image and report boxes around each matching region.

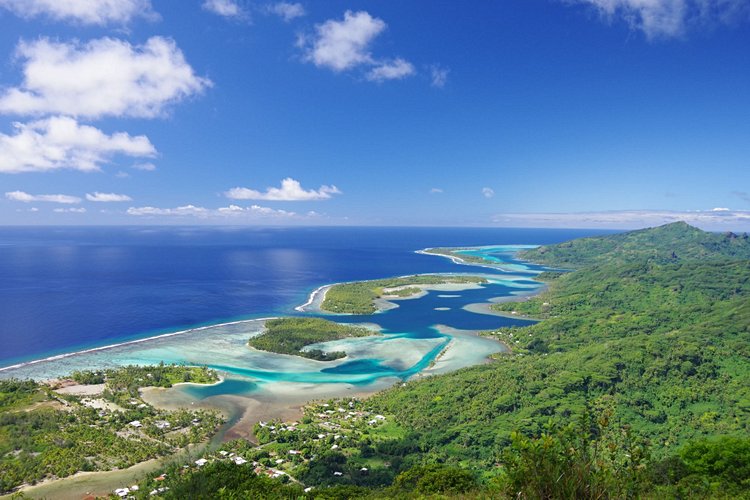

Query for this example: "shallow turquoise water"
[1,245,547,402]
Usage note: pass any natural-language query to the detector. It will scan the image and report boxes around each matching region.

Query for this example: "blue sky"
[0,0,749,229]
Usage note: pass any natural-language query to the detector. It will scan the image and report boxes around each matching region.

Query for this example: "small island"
[321,275,488,314]
[248,318,377,361]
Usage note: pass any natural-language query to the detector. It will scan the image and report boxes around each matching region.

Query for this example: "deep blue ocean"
[0,226,613,368]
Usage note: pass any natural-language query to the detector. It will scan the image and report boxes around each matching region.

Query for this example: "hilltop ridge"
[519,221,750,268]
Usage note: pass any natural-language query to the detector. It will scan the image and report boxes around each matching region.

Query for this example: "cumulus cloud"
[482,187,495,198]
[0,116,156,174]
[570,0,750,39]
[53,207,86,213]
[430,65,449,88]
[202,0,248,19]
[492,209,750,230]
[224,177,341,201]
[299,10,416,81]
[5,190,81,204]
[0,0,157,25]
[268,2,305,21]
[86,192,132,202]
[300,10,385,71]
[0,37,211,119]
[366,58,415,82]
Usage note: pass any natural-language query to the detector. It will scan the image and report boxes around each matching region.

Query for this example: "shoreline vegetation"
[247,318,378,361]
[320,274,488,315]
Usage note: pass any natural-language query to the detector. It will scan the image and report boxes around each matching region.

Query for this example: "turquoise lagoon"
[0,245,547,427]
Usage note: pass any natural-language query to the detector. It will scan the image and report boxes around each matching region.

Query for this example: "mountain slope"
[370,223,750,468]
[519,221,750,268]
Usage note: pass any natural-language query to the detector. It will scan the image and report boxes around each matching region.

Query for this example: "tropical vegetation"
[0,365,222,494]
[248,317,376,361]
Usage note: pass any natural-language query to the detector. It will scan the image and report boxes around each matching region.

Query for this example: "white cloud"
[219,204,296,217]
[0,116,156,174]
[127,205,208,217]
[430,188,444,194]
[491,209,750,230]
[430,65,449,88]
[301,10,385,71]
[366,58,415,82]
[299,10,416,82]
[132,162,156,171]
[0,37,211,119]
[0,0,157,25]
[268,2,305,21]
[6,190,81,204]
[86,192,132,202]
[482,187,495,199]
[128,204,301,219]
[712,207,730,211]
[224,177,341,201]
[202,0,247,19]
[571,0,750,38]
[53,207,86,213]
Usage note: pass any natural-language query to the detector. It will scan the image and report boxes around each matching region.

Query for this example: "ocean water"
[0,226,610,370]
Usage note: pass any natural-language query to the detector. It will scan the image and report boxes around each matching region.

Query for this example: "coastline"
[0,317,277,376]
[416,246,541,273]
[0,242,551,498]
[294,282,339,313]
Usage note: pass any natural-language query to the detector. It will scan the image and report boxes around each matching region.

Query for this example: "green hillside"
[365,222,750,497]
[519,221,750,268]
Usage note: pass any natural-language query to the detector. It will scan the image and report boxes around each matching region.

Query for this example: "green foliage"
[496,409,649,499]
[648,436,750,499]
[519,221,750,268]
[248,317,375,360]
[101,363,218,406]
[0,379,42,411]
[143,461,305,499]
[70,369,105,384]
[322,275,487,314]
[369,223,750,481]
[394,464,477,495]
[0,365,222,494]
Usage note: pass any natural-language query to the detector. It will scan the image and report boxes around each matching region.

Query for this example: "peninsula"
[321,274,488,314]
